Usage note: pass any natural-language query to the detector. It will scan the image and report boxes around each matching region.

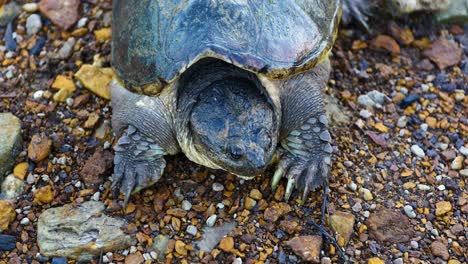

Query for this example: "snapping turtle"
[111,0,341,204]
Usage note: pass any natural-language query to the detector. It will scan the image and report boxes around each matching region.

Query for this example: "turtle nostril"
[229,145,243,160]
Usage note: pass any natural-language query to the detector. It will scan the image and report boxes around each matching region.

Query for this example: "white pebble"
[459,146,468,156]
[232,258,242,264]
[20,217,30,225]
[212,182,224,192]
[92,191,100,201]
[411,145,425,158]
[186,225,197,236]
[33,90,45,99]
[437,185,446,191]
[404,205,416,218]
[417,184,430,191]
[66,98,74,106]
[26,14,42,35]
[397,116,408,128]
[206,214,217,227]
[431,229,439,236]
[181,200,192,211]
[129,246,137,254]
[77,17,88,28]
[22,3,38,12]
[348,182,357,192]
[102,256,109,263]
[420,123,428,132]
[410,241,419,249]
[150,251,158,260]
[217,203,225,209]
[359,109,372,119]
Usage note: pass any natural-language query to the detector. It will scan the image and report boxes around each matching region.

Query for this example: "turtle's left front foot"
[272,114,332,201]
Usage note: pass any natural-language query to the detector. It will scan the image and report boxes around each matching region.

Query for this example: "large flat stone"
[38,201,135,261]
[0,113,22,181]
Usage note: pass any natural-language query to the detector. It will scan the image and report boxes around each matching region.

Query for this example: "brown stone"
[430,240,449,260]
[28,134,52,162]
[280,220,299,234]
[174,240,187,256]
[125,252,144,264]
[330,211,355,246]
[416,59,434,71]
[423,37,463,69]
[0,200,15,231]
[264,202,291,222]
[38,0,80,30]
[371,35,401,55]
[33,185,54,205]
[366,208,414,243]
[80,149,113,187]
[219,236,234,252]
[287,235,322,263]
[435,201,452,216]
[388,22,414,45]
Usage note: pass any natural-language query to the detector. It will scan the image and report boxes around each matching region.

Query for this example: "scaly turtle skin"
[111,0,341,204]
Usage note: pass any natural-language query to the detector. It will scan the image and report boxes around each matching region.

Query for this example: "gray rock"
[37,201,135,261]
[196,222,236,252]
[404,205,416,218]
[459,146,468,156]
[0,113,22,181]
[357,91,387,108]
[186,225,198,236]
[1,174,24,199]
[388,0,451,16]
[57,38,76,59]
[152,235,169,262]
[436,0,468,22]
[0,2,21,26]
[26,14,42,35]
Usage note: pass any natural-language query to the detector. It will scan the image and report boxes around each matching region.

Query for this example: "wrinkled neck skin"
[172,59,281,178]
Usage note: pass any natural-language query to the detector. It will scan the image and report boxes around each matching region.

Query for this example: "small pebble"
[233,258,242,264]
[397,116,408,128]
[186,225,197,236]
[206,215,217,227]
[417,184,431,191]
[212,183,224,192]
[459,146,468,156]
[410,241,418,249]
[360,188,373,201]
[181,200,192,211]
[33,90,45,99]
[20,217,30,225]
[437,185,446,191]
[404,205,416,218]
[22,3,38,12]
[359,109,372,119]
[26,14,42,35]
[348,182,357,192]
[431,229,439,236]
[411,145,425,158]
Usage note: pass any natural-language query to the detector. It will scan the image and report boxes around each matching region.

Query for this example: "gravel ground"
[0,1,467,263]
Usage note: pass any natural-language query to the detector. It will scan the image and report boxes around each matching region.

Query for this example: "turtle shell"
[112,0,341,90]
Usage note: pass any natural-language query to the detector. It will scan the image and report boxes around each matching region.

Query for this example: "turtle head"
[189,75,277,178]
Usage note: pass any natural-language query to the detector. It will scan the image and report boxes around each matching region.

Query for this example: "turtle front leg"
[272,114,332,201]
[110,80,179,205]
[272,59,332,201]
[113,125,167,205]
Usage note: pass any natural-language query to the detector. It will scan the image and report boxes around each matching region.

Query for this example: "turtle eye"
[229,144,243,160]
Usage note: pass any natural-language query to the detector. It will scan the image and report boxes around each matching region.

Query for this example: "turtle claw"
[111,125,167,206]
[273,154,329,202]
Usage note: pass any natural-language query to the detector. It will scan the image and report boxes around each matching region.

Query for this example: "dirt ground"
[0,1,467,263]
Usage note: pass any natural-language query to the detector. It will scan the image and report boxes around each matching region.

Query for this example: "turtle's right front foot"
[112,125,167,206]
[342,0,372,31]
